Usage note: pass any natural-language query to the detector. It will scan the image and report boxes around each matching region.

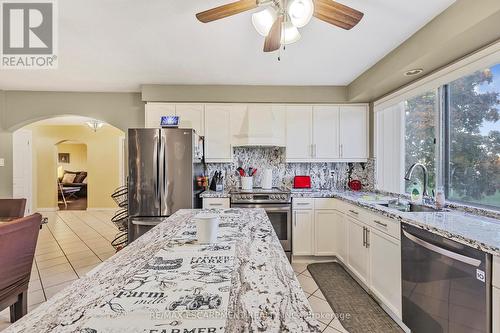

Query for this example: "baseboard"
[36,207,59,212]
[292,255,337,264]
[87,208,118,211]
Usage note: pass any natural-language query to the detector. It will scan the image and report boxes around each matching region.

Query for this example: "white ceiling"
[0,0,455,92]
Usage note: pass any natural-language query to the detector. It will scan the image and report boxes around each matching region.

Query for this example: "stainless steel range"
[230,188,292,260]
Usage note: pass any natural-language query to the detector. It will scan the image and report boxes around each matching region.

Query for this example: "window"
[404,90,437,194]
[445,64,500,208]
[376,60,500,210]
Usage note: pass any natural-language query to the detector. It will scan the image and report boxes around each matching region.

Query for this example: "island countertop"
[5,209,320,333]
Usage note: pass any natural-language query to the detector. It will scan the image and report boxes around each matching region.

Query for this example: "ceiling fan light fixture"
[287,0,314,28]
[281,21,301,45]
[252,7,277,36]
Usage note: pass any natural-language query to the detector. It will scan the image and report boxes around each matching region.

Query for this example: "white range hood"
[232,105,286,147]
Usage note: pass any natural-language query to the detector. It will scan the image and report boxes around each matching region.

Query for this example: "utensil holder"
[241,176,253,191]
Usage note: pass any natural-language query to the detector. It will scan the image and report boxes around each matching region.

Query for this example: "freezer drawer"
[128,217,164,242]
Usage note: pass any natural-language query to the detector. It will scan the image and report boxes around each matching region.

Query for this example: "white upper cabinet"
[313,105,340,160]
[175,104,204,136]
[204,104,234,162]
[145,103,175,128]
[286,105,313,161]
[339,105,368,160]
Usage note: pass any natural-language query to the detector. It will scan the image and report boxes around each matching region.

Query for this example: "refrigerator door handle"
[159,131,166,205]
[402,230,481,267]
[153,134,159,204]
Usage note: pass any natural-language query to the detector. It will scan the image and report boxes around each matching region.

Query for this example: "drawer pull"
[374,220,387,227]
[348,209,359,215]
[296,203,310,206]
[209,203,223,206]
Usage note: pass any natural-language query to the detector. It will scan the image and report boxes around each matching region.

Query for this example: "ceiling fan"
[196,0,364,52]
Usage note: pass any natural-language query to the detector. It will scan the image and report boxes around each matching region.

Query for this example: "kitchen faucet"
[404,163,429,197]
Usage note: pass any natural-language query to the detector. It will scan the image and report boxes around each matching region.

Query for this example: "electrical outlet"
[0,158,4,167]
[329,169,335,178]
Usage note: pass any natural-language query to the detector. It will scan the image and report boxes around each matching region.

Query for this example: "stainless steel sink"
[377,203,440,213]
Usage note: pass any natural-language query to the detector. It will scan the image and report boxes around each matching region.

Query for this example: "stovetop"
[230,187,289,194]
[230,187,291,204]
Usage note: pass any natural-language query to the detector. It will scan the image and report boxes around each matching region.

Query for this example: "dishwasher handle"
[402,229,481,267]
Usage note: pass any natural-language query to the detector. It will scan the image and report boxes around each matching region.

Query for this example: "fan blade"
[313,0,364,30]
[196,0,258,23]
[263,15,283,52]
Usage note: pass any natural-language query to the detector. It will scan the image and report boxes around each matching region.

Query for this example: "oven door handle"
[402,230,481,267]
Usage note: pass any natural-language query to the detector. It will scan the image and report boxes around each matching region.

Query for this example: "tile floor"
[0,210,119,331]
[292,262,349,333]
[0,211,347,332]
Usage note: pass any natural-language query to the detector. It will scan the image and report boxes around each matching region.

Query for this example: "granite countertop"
[6,209,320,333]
[292,189,500,256]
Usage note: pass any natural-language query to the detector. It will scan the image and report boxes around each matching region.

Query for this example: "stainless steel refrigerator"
[127,128,204,242]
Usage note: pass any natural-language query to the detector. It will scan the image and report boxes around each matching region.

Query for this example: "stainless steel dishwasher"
[401,222,492,333]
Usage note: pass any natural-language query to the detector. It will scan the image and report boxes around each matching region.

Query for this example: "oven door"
[231,204,291,254]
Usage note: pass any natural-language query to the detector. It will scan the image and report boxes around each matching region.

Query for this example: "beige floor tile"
[35,245,61,255]
[28,278,43,292]
[39,263,74,278]
[69,256,102,268]
[318,321,327,331]
[323,326,342,333]
[28,302,44,313]
[61,246,92,255]
[75,264,100,277]
[302,269,313,278]
[44,280,76,299]
[97,251,116,261]
[41,271,78,288]
[35,250,65,262]
[65,250,96,261]
[28,289,46,306]
[36,256,69,269]
[308,295,335,325]
[313,289,326,301]
[291,262,308,274]
[297,274,319,294]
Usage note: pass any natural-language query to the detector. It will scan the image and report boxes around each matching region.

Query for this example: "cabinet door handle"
[349,209,359,215]
[293,211,297,227]
[374,220,387,227]
[313,144,317,158]
[362,227,366,247]
[340,144,343,157]
[366,228,370,248]
[296,203,310,206]
[209,203,223,207]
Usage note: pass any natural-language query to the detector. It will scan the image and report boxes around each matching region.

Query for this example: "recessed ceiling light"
[404,68,424,76]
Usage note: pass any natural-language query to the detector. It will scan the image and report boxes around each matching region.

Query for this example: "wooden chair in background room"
[0,199,27,219]
[0,213,42,322]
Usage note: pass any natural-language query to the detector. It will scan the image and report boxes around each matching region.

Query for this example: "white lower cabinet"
[369,228,402,317]
[292,209,314,256]
[314,210,342,256]
[347,216,370,285]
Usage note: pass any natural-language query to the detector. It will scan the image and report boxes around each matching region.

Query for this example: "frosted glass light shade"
[287,0,314,28]
[252,7,277,37]
[281,21,301,45]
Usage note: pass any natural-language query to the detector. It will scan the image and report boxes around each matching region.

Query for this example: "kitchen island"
[5,209,320,333]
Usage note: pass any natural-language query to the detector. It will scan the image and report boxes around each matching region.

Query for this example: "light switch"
[0,158,4,167]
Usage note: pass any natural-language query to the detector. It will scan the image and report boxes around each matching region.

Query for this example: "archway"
[13,116,125,213]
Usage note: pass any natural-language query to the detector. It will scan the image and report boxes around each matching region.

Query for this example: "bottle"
[409,181,423,204]
[435,186,445,210]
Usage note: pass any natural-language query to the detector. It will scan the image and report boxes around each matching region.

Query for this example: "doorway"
[57,141,88,210]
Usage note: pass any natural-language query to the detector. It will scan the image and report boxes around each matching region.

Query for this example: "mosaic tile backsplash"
[205,147,374,191]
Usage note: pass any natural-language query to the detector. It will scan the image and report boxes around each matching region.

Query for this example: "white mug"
[194,213,219,244]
